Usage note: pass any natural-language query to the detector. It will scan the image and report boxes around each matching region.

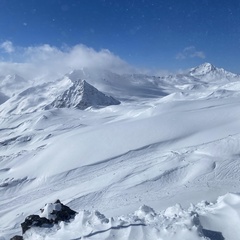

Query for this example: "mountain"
[0,77,120,115]
[0,63,239,115]
[2,63,240,239]
[189,62,217,75]
[66,68,169,99]
[188,62,239,83]
[48,79,120,110]
[0,77,72,115]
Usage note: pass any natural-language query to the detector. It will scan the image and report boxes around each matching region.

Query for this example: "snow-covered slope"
[0,77,120,114]
[0,77,72,115]
[1,63,240,239]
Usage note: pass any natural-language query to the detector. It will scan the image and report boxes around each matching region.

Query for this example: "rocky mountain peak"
[48,79,120,110]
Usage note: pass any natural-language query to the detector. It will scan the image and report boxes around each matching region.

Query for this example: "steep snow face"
[48,80,120,110]
[0,76,72,115]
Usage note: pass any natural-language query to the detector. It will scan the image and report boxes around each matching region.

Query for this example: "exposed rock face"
[21,215,53,234]
[39,199,77,223]
[12,200,77,238]
[10,236,23,240]
[49,79,120,110]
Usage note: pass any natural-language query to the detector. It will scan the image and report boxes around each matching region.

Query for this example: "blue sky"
[0,0,240,73]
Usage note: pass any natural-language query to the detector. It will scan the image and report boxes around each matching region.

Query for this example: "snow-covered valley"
[1,63,240,239]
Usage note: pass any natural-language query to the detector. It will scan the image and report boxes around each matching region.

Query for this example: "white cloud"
[0,43,135,80]
[0,41,15,53]
[0,42,174,81]
[176,46,206,60]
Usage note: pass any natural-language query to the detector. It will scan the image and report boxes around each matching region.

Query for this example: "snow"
[39,202,62,221]
[17,193,240,240]
[22,203,207,240]
[1,63,240,239]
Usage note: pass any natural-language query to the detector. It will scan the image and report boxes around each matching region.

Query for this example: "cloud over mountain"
[0,40,15,53]
[0,41,134,80]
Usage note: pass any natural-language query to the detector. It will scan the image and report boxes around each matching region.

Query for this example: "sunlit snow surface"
[1,63,240,239]
[19,193,240,240]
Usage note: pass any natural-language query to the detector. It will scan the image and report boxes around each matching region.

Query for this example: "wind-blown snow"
[1,63,240,239]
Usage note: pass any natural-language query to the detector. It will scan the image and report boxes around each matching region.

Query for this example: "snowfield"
[1,63,240,239]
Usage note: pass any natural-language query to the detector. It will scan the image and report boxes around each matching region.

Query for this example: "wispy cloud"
[0,41,174,80]
[0,41,15,53]
[0,42,135,80]
[176,46,206,60]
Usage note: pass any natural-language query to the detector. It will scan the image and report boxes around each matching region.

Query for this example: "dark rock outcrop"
[46,199,77,223]
[21,215,53,234]
[10,236,23,240]
[11,199,77,239]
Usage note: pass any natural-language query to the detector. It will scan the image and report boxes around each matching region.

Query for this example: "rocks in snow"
[10,201,226,240]
[13,199,77,238]
[21,215,53,234]
[10,236,23,240]
[39,199,77,223]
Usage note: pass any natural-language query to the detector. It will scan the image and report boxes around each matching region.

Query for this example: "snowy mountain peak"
[81,79,92,89]
[188,62,240,84]
[48,79,120,110]
[189,62,216,75]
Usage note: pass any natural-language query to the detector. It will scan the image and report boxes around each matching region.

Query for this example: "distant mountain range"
[0,63,239,115]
